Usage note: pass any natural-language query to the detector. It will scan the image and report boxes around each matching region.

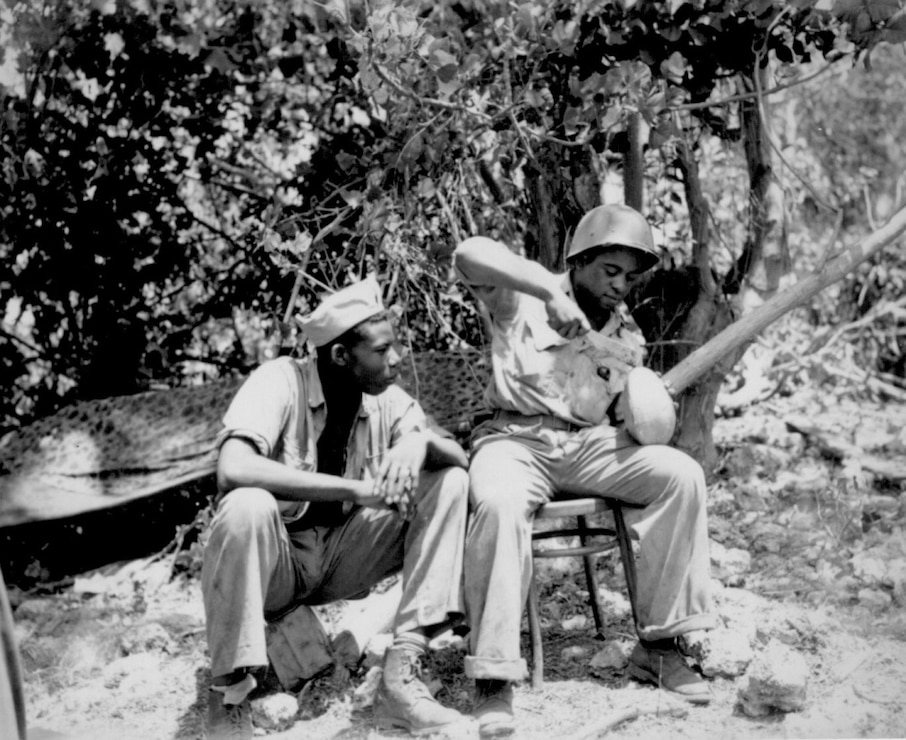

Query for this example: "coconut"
[617,366,677,445]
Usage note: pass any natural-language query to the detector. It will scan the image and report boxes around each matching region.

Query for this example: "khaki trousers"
[202,467,468,678]
[463,421,716,682]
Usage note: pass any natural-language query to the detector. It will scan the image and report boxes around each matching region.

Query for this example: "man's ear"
[330,342,350,367]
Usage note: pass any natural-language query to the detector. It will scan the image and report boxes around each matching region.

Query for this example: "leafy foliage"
[1,0,904,445]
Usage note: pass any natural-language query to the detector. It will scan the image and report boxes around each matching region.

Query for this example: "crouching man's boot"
[373,647,464,735]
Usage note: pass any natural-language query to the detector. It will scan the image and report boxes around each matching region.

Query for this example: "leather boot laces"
[402,653,433,701]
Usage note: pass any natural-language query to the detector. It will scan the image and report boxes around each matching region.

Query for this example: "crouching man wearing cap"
[454,204,717,738]
[202,277,470,739]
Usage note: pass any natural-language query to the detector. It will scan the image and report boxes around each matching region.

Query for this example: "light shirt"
[457,270,644,426]
[216,356,426,523]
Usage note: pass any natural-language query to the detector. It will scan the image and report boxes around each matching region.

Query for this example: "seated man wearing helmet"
[453,204,717,738]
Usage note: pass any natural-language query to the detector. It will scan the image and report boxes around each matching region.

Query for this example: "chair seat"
[533,497,620,559]
[535,497,611,519]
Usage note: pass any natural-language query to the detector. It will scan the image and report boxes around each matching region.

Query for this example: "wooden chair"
[527,497,639,688]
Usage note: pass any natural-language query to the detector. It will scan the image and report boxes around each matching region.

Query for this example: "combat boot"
[628,640,711,705]
[373,647,464,735]
[205,693,252,740]
[474,679,515,738]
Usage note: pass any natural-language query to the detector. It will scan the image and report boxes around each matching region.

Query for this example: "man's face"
[571,247,644,315]
[346,319,401,395]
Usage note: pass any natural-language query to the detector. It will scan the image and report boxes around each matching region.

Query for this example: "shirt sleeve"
[385,386,428,447]
[216,359,295,458]
[452,255,520,323]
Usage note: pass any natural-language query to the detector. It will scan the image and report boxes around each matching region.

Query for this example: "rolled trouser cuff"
[636,613,718,642]
[464,655,528,683]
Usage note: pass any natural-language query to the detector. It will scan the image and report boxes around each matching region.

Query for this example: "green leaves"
[427,45,459,89]
[3,0,905,431]
[659,50,689,83]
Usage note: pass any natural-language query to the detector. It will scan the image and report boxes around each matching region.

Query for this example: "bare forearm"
[217,441,368,502]
[454,236,561,300]
[455,235,590,338]
[423,431,468,470]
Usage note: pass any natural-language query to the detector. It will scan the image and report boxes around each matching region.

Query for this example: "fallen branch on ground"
[563,702,689,740]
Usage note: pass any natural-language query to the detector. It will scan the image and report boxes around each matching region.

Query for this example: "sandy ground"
[12,391,906,739]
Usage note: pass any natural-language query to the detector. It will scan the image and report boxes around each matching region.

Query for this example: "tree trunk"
[624,113,645,210]
[725,65,790,298]
[524,142,599,270]
[631,267,736,470]
[632,69,791,472]
[630,135,738,471]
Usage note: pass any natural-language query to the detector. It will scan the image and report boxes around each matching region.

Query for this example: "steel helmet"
[566,204,659,271]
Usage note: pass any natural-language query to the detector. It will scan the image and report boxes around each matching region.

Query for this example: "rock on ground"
[737,639,809,717]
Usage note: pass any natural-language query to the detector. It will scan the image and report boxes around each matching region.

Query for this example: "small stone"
[119,622,175,656]
[251,692,298,731]
[102,652,160,690]
[851,554,887,584]
[772,625,800,646]
[13,598,57,623]
[681,626,753,678]
[560,614,588,631]
[589,641,630,671]
[717,587,769,636]
[561,645,589,661]
[595,587,632,620]
[857,588,892,609]
[710,540,752,584]
[737,639,809,717]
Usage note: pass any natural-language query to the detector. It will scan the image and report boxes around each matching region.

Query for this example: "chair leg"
[612,505,640,630]
[527,566,544,689]
[577,515,605,637]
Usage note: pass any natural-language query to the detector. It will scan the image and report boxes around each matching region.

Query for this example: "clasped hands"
[356,432,428,519]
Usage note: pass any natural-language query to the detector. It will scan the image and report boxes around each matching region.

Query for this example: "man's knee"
[437,465,469,497]
[646,447,706,501]
[468,474,533,525]
[418,466,469,510]
[213,487,281,537]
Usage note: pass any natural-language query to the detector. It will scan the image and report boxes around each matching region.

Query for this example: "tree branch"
[371,60,595,149]
[669,59,840,113]
[752,50,839,213]
[0,326,44,356]
[371,61,492,122]
[663,204,906,396]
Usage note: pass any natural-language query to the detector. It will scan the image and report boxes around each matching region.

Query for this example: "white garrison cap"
[296,276,385,347]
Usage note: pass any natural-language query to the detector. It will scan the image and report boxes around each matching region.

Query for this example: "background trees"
[2,0,905,471]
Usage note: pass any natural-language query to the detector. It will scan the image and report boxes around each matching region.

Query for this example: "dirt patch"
[10,389,906,739]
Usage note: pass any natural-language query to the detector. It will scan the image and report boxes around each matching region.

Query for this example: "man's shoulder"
[250,355,312,379]
[370,382,418,409]
[360,383,423,421]
[239,355,316,399]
